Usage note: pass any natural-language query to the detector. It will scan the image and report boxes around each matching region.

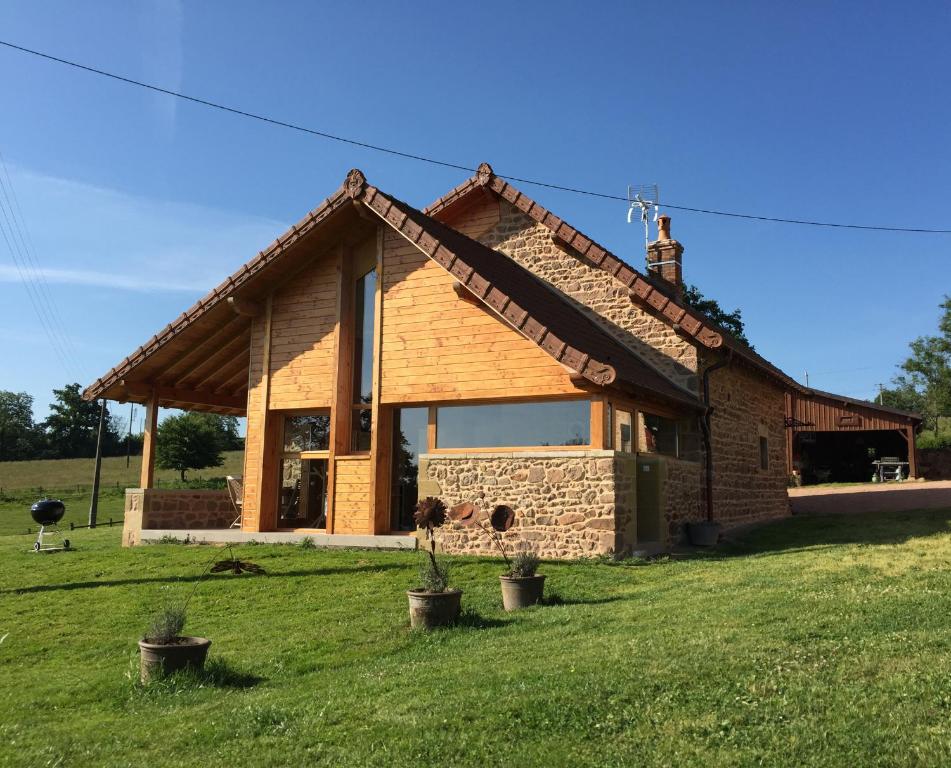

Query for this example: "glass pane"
[643,413,679,457]
[352,268,376,406]
[351,408,372,452]
[391,407,428,531]
[615,410,633,453]
[278,458,328,528]
[436,401,589,449]
[283,414,330,452]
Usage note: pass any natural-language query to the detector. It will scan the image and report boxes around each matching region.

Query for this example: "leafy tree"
[884,296,951,437]
[0,391,42,461]
[156,412,231,481]
[682,283,752,348]
[41,383,121,458]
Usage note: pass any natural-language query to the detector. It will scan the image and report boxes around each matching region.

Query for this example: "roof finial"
[476,162,494,186]
[345,168,366,199]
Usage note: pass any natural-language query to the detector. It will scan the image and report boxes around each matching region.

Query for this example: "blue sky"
[1,0,949,421]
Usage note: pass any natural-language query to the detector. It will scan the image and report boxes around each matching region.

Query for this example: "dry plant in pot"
[138,605,211,683]
[449,501,545,611]
[408,497,461,629]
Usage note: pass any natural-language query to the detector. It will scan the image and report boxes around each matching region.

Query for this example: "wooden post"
[906,425,918,479]
[88,398,106,528]
[252,295,276,531]
[140,392,159,489]
[590,397,606,449]
[369,227,391,533]
[327,244,354,534]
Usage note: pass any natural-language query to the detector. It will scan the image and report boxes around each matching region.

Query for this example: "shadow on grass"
[3,562,409,595]
[542,591,624,607]
[691,507,951,561]
[453,609,512,630]
[135,657,264,694]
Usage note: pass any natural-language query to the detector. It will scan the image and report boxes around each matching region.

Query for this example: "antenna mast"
[627,183,660,257]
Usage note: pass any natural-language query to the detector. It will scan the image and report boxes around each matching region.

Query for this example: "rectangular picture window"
[283,414,330,453]
[278,457,328,529]
[435,400,589,449]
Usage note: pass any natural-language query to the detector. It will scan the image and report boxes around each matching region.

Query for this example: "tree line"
[882,296,951,448]
[0,383,243,464]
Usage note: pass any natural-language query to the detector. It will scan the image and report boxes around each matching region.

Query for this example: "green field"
[2,502,951,767]
[0,451,245,495]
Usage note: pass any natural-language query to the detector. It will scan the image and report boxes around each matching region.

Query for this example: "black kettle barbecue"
[30,498,70,552]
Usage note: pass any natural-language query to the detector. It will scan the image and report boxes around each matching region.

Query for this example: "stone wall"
[478,203,699,392]
[123,489,236,547]
[706,361,791,527]
[419,451,626,559]
[664,457,705,542]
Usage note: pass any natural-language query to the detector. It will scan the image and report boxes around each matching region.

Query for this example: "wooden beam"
[369,226,390,534]
[157,315,249,384]
[251,296,275,531]
[452,280,482,306]
[327,244,354,534]
[140,392,158,489]
[179,336,250,391]
[905,425,918,479]
[156,387,247,411]
[227,295,262,317]
[590,397,606,449]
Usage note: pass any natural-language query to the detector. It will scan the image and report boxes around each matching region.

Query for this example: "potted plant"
[407,497,462,629]
[450,501,545,610]
[500,550,545,611]
[138,606,211,682]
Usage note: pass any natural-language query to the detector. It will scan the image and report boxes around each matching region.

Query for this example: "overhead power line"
[3,38,951,235]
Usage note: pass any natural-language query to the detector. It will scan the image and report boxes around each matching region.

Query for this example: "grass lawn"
[2,507,951,766]
[0,451,245,494]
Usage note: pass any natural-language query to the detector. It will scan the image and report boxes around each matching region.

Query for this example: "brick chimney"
[646,214,684,296]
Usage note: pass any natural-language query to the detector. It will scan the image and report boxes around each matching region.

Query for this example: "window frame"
[425,397,594,454]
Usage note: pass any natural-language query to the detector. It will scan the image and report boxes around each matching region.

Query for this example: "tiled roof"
[426,163,804,393]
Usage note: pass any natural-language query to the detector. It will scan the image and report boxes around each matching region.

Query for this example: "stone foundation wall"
[419,451,624,559]
[123,489,236,547]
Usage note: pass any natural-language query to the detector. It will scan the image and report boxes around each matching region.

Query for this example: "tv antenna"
[627,184,660,253]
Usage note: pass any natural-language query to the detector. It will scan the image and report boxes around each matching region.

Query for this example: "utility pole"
[804,370,809,387]
[88,398,106,528]
[878,383,885,405]
[126,403,134,468]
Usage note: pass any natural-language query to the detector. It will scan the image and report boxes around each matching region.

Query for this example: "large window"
[278,413,329,529]
[390,407,428,531]
[351,267,376,451]
[435,400,589,449]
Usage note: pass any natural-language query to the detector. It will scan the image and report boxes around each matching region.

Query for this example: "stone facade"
[123,489,235,547]
[478,203,700,392]
[706,361,791,526]
[418,450,711,558]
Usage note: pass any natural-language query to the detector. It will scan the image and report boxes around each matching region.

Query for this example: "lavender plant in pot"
[450,502,545,611]
[138,605,211,683]
[408,497,462,629]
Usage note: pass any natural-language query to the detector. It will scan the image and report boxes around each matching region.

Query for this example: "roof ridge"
[427,163,804,393]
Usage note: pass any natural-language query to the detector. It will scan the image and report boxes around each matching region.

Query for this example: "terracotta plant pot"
[688,521,720,547]
[138,637,211,682]
[500,574,545,611]
[406,589,462,629]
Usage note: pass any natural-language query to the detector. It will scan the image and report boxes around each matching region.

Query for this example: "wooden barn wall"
[379,229,581,404]
[241,312,269,532]
[789,394,912,432]
[267,254,339,410]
